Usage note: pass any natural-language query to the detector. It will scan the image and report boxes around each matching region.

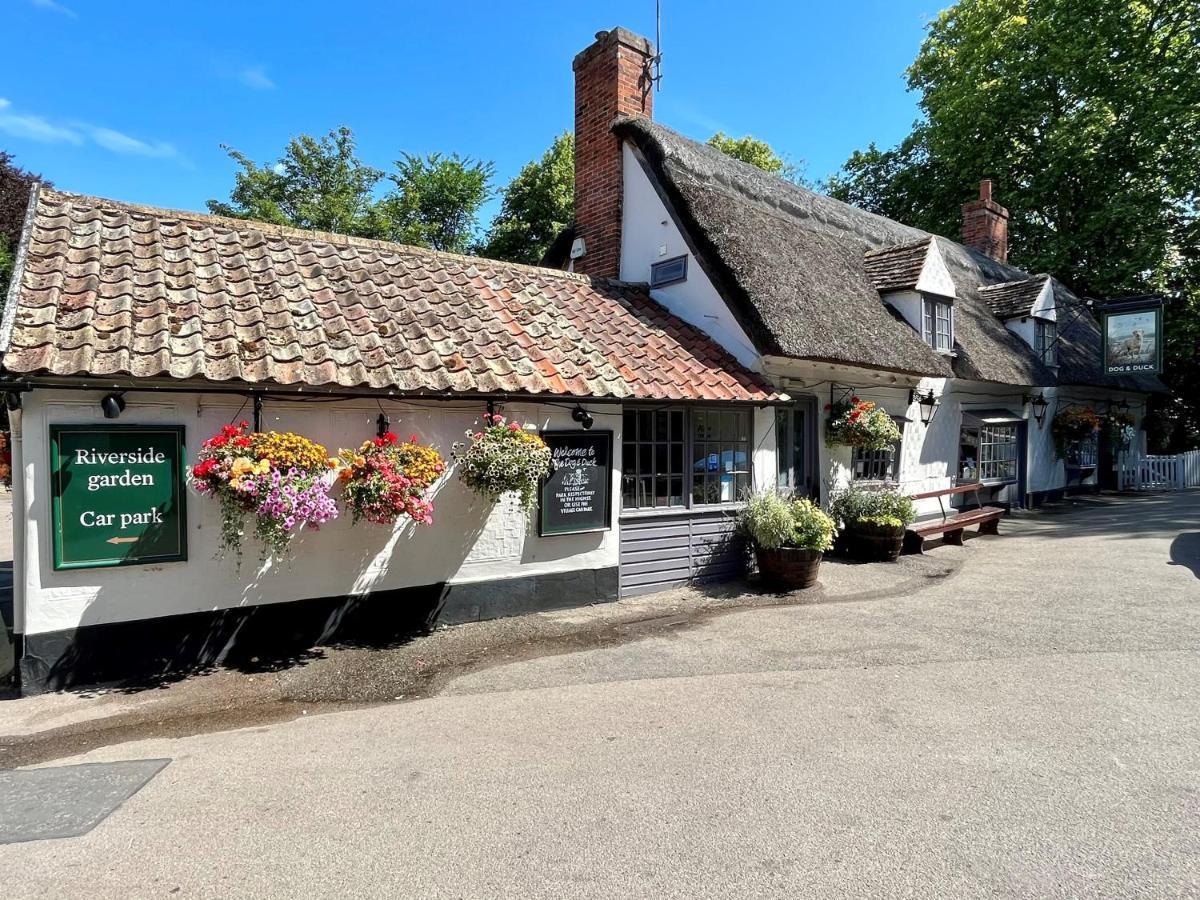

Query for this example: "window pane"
[670,442,684,474]
[655,410,669,442]
[670,475,683,507]
[623,410,637,441]
[623,442,636,476]
[637,411,652,443]
[655,443,668,474]
[670,410,684,441]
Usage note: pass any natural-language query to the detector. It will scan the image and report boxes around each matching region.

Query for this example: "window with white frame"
[922,297,953,352]
[1035,319,1057,366]
[977,424,1018,483]
[851,418,904,483]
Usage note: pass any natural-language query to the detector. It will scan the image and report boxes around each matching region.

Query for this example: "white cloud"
[30,0,77,18]
[0,98,178,160]
[86,126,177,158]
[238,66,275,91]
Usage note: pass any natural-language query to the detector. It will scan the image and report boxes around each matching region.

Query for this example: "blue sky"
[0,0,942,227]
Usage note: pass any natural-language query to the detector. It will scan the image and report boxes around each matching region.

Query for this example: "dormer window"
[922,297,953,353]
[1034,319,1057,366]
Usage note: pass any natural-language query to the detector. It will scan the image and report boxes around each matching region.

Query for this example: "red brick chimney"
[573,27,655,278]
[961,179,1009,263]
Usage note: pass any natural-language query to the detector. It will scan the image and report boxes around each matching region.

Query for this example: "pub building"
[0,26,1163,693]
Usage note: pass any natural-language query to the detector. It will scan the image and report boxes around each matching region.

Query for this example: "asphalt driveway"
[0,491,1198,898]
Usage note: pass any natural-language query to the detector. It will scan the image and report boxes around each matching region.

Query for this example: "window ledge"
[620,502,745,520]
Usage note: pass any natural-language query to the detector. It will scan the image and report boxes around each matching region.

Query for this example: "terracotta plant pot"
[844,522,905,563]
[755,546,823,590]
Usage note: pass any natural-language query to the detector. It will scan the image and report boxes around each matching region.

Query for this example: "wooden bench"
[903,483,1004,554]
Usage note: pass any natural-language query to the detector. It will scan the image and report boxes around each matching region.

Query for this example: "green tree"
[479,133,575,265]
[707,131,807,185]
[208,127,384,236]
[377,153,494,254]
[0,151,49,300]
[827,0,1200,446]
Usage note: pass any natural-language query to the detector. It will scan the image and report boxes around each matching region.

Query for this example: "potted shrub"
[1103,409,1137,452]
[825,396,902,449]
[452,413,553,509]
[190,422,339,561]
[337,432,446,526]
[739,491,836,590]
[828,484,916,563]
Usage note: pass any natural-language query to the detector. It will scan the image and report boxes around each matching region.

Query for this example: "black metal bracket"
[253,395,263,432]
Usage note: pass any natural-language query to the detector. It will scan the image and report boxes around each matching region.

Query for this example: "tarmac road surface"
[1,491,1198,898]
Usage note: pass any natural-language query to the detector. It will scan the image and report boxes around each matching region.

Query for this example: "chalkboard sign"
[538,431,613,536]
[50,425,188,570]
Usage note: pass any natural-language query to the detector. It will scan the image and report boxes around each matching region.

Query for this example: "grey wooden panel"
[618,508,746,597]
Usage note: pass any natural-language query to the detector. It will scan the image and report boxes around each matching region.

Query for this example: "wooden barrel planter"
[844,522,905,562]
[755,546,823,590]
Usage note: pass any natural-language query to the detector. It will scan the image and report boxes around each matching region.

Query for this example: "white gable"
[915,238,957,299]
[1031,279,1056,321]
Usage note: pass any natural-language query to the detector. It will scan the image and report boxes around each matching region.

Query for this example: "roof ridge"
[36,186,611,288]
[863,237,933,258]
[979,273,1050,291]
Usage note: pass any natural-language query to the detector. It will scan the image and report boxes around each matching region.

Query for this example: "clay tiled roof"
[979,276,1049,320]
[862,238,932,293]
[0,188,776,403]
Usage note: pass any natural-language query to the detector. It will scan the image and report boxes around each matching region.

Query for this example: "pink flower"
[508,422,521,432]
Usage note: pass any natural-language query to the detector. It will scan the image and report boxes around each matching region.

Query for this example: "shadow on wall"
[23,479,495,695]
[1169,531,1200,580]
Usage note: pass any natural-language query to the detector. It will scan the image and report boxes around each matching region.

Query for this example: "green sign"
[50,425,188,570]
[1100,297,1164,376]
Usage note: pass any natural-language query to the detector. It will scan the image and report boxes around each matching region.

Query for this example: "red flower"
[851,396,861,404]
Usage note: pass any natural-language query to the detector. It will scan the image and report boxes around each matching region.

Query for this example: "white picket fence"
[1118,450,1200,491]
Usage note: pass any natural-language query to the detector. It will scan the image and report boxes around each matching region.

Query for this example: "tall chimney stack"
[572,27,655,278]
[961,179,1009,263]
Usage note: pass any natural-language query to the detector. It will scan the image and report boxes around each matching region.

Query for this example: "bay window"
[621,407,751,511]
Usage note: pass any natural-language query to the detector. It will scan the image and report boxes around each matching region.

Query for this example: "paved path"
[1,492,1198,898]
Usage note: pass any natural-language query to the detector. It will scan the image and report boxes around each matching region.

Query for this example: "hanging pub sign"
[1100,295,1164,376]
[50,425,188,570]
[538,430,613,536]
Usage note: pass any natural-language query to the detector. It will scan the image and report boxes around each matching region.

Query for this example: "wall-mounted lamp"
[909,388,939,426]
[100,392,126,419]
[1024,392,1050,427]
[376,412,390,437]
[4,392,21,412]
[571,404,594,430]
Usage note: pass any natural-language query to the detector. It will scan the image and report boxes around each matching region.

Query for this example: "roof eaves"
[0,180,42,355]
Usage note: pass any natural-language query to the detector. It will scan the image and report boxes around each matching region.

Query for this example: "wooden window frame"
[621,405,752,513]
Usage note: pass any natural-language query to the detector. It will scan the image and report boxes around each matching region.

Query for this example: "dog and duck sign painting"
[50,425,188,570]
[1101,297,1164,376]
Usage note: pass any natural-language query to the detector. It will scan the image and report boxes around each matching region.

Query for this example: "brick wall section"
[573,27,655,278]
[961,179,1009,263]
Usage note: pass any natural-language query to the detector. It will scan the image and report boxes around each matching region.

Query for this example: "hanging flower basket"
[0,431,11,488]
[1051,406,1101,459]
[452,413,552,509]
[825,396,902,450]
[337,432,445,526]
[1103,410,1136,451]
[190,422,339,560]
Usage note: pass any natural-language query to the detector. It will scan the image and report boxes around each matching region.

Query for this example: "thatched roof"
[980,276,1049,320]
[615,116,1162,392]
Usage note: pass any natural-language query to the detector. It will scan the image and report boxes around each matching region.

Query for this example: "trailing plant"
[337,432,445,526]
[1051,406,1101,459]
[825,396,902,450]
[827,483,916,530]
[740,491,836,552]
[190,422,339,560]
[0,430,10,488]
[452,413,552,508]
[1103,409,1137,451]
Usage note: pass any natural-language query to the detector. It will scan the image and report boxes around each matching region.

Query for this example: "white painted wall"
[15,391,623,636]
[619,143,761,370]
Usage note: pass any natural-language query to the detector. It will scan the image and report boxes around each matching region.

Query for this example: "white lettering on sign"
[80,506,163,529]
[552,445,597,469]
[87,469,156,492]
[74,447,167,466]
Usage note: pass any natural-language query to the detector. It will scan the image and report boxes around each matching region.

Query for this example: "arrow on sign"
[106,536,139,545]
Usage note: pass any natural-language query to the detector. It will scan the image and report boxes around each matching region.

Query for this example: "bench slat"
[908,483,985,500]
[911,506,1004,536]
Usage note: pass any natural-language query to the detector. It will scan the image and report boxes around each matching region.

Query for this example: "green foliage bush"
[828,484,916,529]
[740,492,836,552]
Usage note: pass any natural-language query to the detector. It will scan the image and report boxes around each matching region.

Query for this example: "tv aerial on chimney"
[648,0,664,92]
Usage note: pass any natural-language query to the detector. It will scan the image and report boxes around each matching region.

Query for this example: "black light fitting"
[571,404,594,430]
[100,392,126,419]
[909,388,939,425]
[376,412,390,437]
[1024,392,1050,427]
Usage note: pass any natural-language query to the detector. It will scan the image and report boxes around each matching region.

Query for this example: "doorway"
[775,398,819,500]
